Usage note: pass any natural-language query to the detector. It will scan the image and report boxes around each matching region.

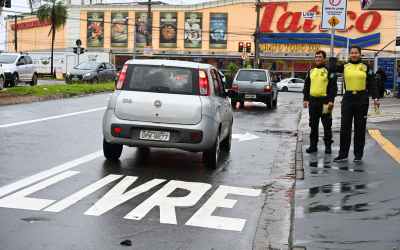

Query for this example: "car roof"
[238,68,268,71]
[125,59,212,69]
[0,53,22,56]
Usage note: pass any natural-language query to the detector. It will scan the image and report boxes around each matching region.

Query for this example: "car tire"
[10,73,18,87]
[29,74,38,86]
[266,97,273,109]
[282,86,288,92]
[221,125,232,153]
[0,76,4,90]
[203,132,221,169]
[103,139,123,161]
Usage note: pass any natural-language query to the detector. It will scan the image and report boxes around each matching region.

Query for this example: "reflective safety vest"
[310,67,329,97]
[344,63,367,91]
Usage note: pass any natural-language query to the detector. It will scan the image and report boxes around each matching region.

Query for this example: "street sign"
[321,0,347,30]
[328,16,340,27]
[302,11,317,20]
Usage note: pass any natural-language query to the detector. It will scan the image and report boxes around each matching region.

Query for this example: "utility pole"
[254,0,261,68]
[14,15,18,52]
[146,0,152,47]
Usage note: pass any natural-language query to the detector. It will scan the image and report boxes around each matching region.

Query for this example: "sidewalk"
[293,97,400,250]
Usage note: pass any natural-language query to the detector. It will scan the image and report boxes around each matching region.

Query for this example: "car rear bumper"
[102,109,219,152]
[230,92,273,102]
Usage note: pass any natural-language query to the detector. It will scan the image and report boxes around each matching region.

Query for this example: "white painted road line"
[0,151,103,198]
[0,107,106,128]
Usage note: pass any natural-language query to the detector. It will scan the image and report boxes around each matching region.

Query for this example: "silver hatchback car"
[103,59,234,169]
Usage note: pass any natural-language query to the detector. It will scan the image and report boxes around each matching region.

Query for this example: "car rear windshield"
[236,70,267,82]
[74,62,98,70]
[124,65,197,95]
[0,55,18,64]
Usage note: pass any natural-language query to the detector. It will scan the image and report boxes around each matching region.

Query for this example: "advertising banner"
[160,12,177,48]
[135,12,152,48]
[184,13,202,48]
[111,12,128,47]
[209,13,228,49]
[87,12,104,48]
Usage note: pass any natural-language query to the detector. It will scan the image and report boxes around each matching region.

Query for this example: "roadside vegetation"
[0,82,115,98]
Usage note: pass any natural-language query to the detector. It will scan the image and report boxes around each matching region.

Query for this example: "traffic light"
[246,42,251,53]
[238,42,244,52]
[73,47,78,54]
[396,36,400,46]
[73,47,85,55]
[80,47,85,54]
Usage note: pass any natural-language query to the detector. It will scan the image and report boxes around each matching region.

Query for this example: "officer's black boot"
[306,146,318,154]
[325,140,333,154]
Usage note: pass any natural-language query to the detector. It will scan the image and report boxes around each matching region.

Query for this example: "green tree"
[36,0,68,77]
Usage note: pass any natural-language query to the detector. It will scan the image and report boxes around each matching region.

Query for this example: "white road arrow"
[232,132,259,142]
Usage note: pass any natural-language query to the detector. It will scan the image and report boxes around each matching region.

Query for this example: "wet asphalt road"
[294,114,400,249]
[0,92,302,250]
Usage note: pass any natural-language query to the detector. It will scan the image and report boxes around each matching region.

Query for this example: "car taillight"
[198,70,210,96]
[116,64,128,90]
[232,84,239,92]
[264,85,272,93]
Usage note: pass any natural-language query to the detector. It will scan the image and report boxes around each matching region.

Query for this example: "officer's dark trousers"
[339,93,369,158]
[309,98,332,149]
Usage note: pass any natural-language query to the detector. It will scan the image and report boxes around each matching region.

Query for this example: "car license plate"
[72,77,79,81]
[139,130,170,142]
[245,94,257,99]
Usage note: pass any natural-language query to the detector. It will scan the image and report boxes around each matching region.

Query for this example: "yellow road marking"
[368,129,400,164]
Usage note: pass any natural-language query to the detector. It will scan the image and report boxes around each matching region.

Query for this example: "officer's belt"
[344,90,367,95]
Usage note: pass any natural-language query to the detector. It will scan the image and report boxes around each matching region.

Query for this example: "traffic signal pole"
[254,0,261,68]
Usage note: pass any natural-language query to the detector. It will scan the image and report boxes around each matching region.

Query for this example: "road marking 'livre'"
[368,129,400,164]
[0,107,106,128]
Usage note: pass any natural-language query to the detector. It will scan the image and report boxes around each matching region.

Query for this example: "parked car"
[230,68,278,109]
[0,66,5,90]
[102,59,234,169]
[277,77,305,92]
[65,62,117,83]
[0,53,38,87]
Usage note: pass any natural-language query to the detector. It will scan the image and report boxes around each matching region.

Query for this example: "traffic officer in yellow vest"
[303,50,337,154]
[334,46,379,163]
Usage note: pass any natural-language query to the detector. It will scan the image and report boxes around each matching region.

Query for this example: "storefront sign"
[321,0,347,30]
[260,2,381,33]
[111,12,128,48]
[11,20,50,31]
[260,43,321,54]
[87,12,104,48]
[209,13,228,49]
[184,13,202,48]
[135,12,152,48]
[160,12,177,48]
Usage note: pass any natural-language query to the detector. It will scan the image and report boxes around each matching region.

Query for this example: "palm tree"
[36,0,67,77]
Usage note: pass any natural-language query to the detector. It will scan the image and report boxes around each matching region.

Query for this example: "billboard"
[111,12,128,48]
[184,13,202,48]
[135,12,152,48]
[159,12,177,48]
[87,12,104,48]
[210,13,228,49]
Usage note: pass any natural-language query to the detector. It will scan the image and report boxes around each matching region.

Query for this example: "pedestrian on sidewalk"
[334,46,380,163]
[303,50,337,154]
[375,68,387,98]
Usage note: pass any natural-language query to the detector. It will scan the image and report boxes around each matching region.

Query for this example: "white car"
[0,53,38,87]
[103,59,234,169]
[277,78,305,92]
[0,66,5,90]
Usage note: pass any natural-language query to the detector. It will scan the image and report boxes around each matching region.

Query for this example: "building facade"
[6,0,399,80]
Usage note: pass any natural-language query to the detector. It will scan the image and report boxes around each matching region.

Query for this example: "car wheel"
[103,139,123,161]
[10,73,18,87]
[0,76,4,90]
[266,97,273,109]
[30,74,38,86]
[282,86,288,92]
[231,100,237,108]
[203,132,221,169]
[221,125,232,153]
